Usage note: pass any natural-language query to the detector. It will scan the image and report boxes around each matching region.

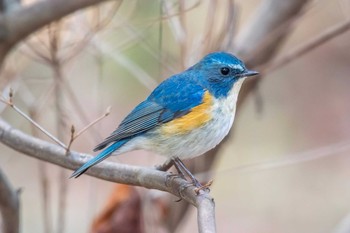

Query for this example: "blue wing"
[94,75,206,151]
[71,74,206,178]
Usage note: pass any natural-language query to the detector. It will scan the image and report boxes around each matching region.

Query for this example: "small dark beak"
[241,69,259,77]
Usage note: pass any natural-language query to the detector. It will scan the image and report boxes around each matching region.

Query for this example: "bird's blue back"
[94,73,206,151]
[71,52,252,178]
[94,52,247,151]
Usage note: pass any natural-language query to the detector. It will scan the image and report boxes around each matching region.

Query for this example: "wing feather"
[94,76,206,151]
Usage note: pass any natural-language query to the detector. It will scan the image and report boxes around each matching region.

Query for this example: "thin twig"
[158,0,201,21]
[75,106,111,140]
[193,139,350,179]
[91,37,158,90]
[67,106,111,151]
[104,15,177,74]
[59,1,122,63]
[0,95,67,149]
[263,17,350,74]
[91,1,122,32]
[67,125,75,152]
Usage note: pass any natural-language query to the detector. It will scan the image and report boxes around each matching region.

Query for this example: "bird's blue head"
[189,52,258,98]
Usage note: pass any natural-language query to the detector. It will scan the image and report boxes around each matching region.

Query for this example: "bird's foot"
[193,179,213,195]
[165,173,185,187]
[170,157,213,195]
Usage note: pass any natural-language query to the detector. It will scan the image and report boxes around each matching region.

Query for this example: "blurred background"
[1,0,350,232]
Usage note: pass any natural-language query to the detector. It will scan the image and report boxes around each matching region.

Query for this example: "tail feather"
[70,140,128,178]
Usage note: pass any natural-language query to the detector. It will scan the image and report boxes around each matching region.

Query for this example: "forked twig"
[0,90,67,149]
[67,106,111,151]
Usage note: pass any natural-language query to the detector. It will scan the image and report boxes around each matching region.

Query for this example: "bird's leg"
[158,157,211,194]
[171,158,188,180]
[173,158,212,194]
[158,159,186,187]
[173,157,203,188]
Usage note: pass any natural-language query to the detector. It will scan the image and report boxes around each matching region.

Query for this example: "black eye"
[220,67,230,75]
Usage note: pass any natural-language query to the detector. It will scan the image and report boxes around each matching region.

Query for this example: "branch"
[0,96,67,149]
[67,106,111,151]
[0,0,114,48]
[0,167,19,233]
[263,17,350,74]
[0,117,216,233]
[235,0,310,65]
[197,196,216,233]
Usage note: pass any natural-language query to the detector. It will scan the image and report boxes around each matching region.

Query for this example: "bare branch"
[263,17,350,74]
[0,168,19,233]
[67,106,111,150]
[2,0,115,47]
[0,118,216,232]
[235,0,310,64]
[0,96,67,149]
[197,195,216,233]
[74,106,111,140]
[230,139,350,173]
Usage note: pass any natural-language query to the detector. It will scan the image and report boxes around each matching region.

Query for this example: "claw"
[163,157,214,196]
[194,180,213,195]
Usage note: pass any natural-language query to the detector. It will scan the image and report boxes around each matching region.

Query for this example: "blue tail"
[70,140,128,178]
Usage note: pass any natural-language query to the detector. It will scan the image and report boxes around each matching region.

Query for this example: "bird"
[70,51,258,185]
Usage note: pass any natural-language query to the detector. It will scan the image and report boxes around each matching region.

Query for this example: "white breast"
[117,79,245,159]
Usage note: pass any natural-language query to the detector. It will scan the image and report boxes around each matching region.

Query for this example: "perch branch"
[0,117,216,233]
[2,0,114,47]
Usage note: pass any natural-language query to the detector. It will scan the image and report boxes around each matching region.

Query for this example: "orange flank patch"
[162,91,213,135]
